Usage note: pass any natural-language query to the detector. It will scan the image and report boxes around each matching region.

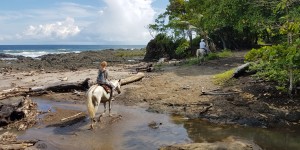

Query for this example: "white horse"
[86,79,121,129]
[196,48,209,64]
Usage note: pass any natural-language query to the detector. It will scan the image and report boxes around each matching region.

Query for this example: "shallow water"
[16,98,300,150]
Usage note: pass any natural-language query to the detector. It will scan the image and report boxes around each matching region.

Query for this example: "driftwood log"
[29,77,91,93]
[0,78,92,100]
[200,87,240,96]
[121,72,145,85]
[0,87,30,100]
[0,132,37,149]
[136,64,154,72]
[0,73,144,100]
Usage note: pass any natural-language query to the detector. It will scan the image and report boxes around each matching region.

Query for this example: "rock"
[148,121,161,129]
[60,77,68,81]
[285,110,300,122]
[159,136,262,150]
[0,96,38,130]
[158,58,167,64]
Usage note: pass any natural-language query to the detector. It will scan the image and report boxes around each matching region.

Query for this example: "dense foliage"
[148,0,300,52]
[245,39,300,93]
[144,34,182,61]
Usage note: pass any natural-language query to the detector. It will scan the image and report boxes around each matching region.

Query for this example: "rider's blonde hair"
[100,61,107,68]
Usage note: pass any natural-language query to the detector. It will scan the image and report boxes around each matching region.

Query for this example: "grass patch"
[207,49,233,60]
[217,49,233,58]
[213,69,236,86]
[206,53,219,60]
[184,57,199,66]
[115,49,146,57]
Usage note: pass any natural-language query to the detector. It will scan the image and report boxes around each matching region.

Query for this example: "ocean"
[0,45,146,58]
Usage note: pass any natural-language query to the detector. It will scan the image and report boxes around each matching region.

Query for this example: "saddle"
[100,84,111,93]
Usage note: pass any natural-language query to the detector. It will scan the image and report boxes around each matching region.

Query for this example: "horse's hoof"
[89,125,94,130]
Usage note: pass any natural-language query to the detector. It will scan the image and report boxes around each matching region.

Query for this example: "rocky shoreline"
[0,49,144,73]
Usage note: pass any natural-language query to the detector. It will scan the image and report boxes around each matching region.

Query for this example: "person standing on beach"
[97,61,115,100]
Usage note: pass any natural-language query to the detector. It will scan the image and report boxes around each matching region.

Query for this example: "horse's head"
[114,79,121,94]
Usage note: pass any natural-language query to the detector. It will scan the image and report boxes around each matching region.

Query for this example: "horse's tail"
[86,85,98,119]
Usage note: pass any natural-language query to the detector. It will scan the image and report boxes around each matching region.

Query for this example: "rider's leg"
[107,83,114,100]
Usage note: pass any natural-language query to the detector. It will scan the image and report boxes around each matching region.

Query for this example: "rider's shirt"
[97,69,109,84]
[199,41,206,49]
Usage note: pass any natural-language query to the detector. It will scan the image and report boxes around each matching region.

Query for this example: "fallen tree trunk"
[29,78,91,93]
[0,73,143,100]
[121,72,145,85]
[233,63,250,78]
[30,83,83,92]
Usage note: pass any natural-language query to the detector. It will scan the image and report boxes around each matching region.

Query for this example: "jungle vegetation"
[146,0,300,95]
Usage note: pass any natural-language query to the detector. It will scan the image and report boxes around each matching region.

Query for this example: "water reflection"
[171,115,300,150]
[14,98,300,150]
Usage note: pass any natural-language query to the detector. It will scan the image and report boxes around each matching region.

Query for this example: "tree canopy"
[149,0,300,50]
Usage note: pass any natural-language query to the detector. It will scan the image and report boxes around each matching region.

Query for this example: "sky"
[0,0,169,45]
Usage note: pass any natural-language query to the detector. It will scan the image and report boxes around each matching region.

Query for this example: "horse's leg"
[200,54,203,64]
[103,102,107,115]
[90,112,97,129]
[90,118,95,129]
[108,100,112,117]
[90,96,99,129]
[196,49,199,64]
[200,51,205,64]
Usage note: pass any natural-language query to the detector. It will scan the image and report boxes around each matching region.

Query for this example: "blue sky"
[0,0,169,45]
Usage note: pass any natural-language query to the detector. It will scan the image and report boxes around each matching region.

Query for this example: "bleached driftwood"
[200,87,240,95]
[61,112,82,121]
[0,87,30,100]
[0,132,37,149]
[121,72,145,85]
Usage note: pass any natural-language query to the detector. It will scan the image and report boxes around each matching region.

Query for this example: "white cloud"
[84,0,156,44]
[23,17,80,39]
[0,0,163,44]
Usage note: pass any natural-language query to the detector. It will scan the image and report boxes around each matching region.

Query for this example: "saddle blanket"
[101,85,111,93]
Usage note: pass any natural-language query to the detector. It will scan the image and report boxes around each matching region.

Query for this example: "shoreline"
[0,48,146,73]
[0,46,146,58]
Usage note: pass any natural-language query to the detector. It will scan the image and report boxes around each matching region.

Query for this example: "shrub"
[245,38,300,93]
[175,40,189,56]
